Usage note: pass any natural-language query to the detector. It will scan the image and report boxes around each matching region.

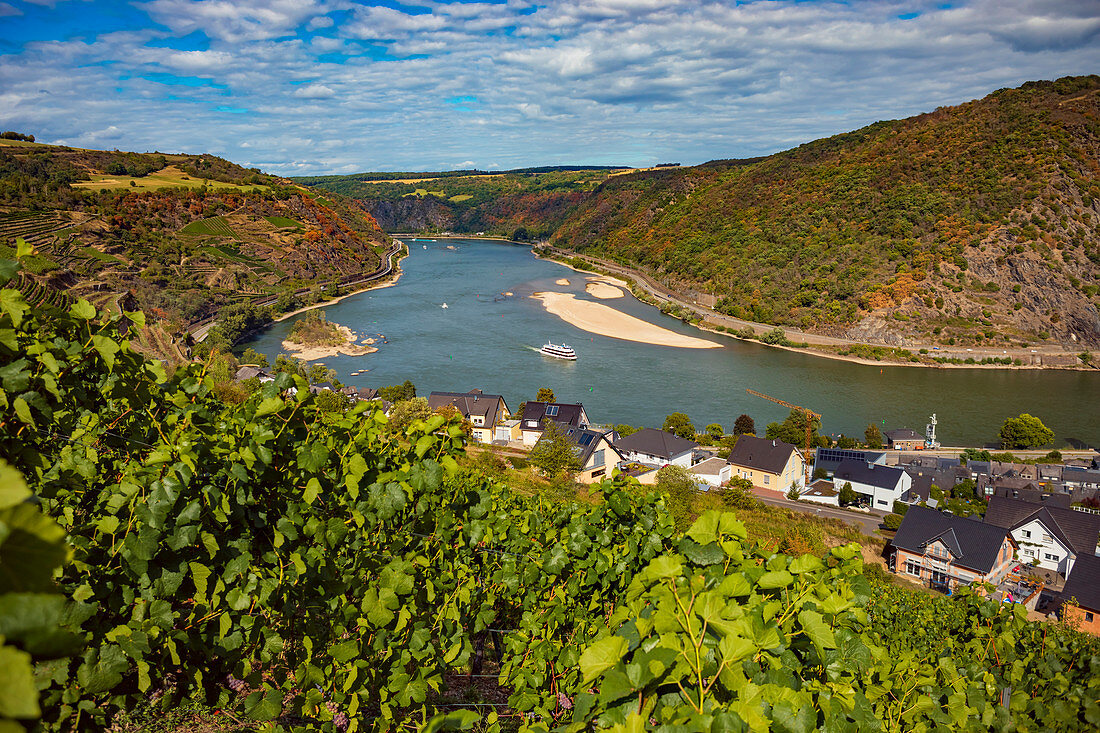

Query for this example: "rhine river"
[244,239,1100,448]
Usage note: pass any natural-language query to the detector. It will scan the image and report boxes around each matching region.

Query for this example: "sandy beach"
[555,278,571,285]
[585,279,624,299]
[282,324,378,361]
[531,292,721,349]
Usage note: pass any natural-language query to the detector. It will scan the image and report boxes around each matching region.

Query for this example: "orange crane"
[745,389,821,480]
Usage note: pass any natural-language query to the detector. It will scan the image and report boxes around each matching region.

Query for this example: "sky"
[0,1,1098,176]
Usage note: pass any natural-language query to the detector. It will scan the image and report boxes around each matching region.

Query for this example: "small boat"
[539,342,577,360]
[423,245,427,249]
[441,303,448,309]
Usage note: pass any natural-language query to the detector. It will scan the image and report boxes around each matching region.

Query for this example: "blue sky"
[1,0,1098,175]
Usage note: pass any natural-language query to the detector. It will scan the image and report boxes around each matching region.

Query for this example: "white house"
[983,496,1100,576]
[833,459,912,510]
[690,457,731,488]
[613,428,698,468]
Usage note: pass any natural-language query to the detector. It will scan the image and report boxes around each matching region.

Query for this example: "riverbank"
[531,291,722,349]
[272,254,405,324]
[536,248,1093,371]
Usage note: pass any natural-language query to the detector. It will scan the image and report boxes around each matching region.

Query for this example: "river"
[242,238,1099,448]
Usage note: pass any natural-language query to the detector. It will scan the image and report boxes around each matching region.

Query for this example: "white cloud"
[2,0,1097,174]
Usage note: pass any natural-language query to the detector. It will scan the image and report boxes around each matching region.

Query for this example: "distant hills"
[309,75,1100,349]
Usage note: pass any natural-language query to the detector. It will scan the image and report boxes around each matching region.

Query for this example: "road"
[754,492,885,536]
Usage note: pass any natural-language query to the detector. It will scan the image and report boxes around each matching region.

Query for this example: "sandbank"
[555,278,571,286]
[531,292,721,349]
[282,324,378,361]
[585,281,624,299]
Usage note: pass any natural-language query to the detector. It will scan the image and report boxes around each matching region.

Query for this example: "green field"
[72,166,268,193]
[180,216,240,239]
[78,246,123,263]
[448,194,473,202]
[264,215,302,229]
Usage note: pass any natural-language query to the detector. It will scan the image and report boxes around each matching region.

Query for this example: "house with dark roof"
[613,428,698,468]
[726,436,805,493]
[813,447,887,476]
[891,506,1017,592]
[235,365,274,383]
[546,426,621,484]
[884,428,924,450]
[834,459,912,510]
[519,402,589,446]
[427,389,510,444]
[983,495,1100,576]
[1061,553,1100,636]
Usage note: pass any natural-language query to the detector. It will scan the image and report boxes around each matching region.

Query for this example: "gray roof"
[613,428,697,460]
[521,401,586,430]
[727,435,800,475]
[690,457,729,476]
[1062,553,1100,611]
[885,428,923,442]
[235,365,273,381]
[427,390,508,420]
[835,459,907,491]
[984,496,1100,556]
[892,506,1013,574]
[557,426,620,467]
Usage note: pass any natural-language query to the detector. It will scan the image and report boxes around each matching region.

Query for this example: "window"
[763,475,770,485]
[592,449,605,468]
[1087,612,1095,623]
[1022,530,1031,539]
[1023,549,1034,557]
[546,405,559,416]
[877,499,888,506]
[526,420,538,428]
[1045,553,1058,562]
[905,560,921,576]
[1042,533,1053,543]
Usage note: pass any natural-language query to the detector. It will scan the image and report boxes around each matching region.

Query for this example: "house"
[235,365,274,382]
[726,436,805,493]
[813,447,886,476]
[1060,553,1100,636]
[518,402,589,446]
[988,484,1071,508]
[553,426,622,483]
[689,457,731,487]
[800,479,840,506]
[834,459,912,510]
[494,419,521,443]
[426,389,510,444]
[613,428,697,468]
[983,495,1100,576]
[891,506,1017,592]
[884,428,925,450]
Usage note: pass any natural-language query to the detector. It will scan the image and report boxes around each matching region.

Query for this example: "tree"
[765,409,820,448]
[528,422,581,477]
[704,423,724,442]
[999,413,1055,449]
[387,397,432,432]
[663,412,696,440]
[535,387,555,403]
[864,423,883,449]
[656,465,697,531]
[839,482,857,506]
[378,379,416,403]
[720,476,758,510]
[837,434,858,449]
[314,389,350,414]
[952,478,976,501]
[733,414,755,436]
[239,347,269,367]
[786,482,801,500]
[614,423,640,437]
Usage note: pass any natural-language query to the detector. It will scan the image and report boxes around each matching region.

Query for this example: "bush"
[883,513,904,531]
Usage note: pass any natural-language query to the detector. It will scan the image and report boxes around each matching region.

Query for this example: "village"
[233,365,1100,636]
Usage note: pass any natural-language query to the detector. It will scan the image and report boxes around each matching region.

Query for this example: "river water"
[243,239,1099,448]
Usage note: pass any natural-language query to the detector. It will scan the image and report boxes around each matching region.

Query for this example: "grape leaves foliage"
[0,252,1099,732]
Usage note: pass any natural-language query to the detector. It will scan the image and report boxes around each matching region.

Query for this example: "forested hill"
[551,75,1100,348]
[0,140,390,355]
[312,75,1100,349]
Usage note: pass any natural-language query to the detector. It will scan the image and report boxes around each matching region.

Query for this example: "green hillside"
[552,76,1100,348]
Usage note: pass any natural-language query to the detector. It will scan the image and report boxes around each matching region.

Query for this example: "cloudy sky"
[1,0,1097,175]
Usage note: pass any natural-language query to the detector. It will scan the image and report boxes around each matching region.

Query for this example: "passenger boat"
[539,342,577,360]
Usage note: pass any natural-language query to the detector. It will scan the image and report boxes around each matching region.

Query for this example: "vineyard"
[180,215,242,239]
[2,251,1099,732]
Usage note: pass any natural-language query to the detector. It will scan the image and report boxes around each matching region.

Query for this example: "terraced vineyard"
[0,210,72,249]
[180,215,241,239]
